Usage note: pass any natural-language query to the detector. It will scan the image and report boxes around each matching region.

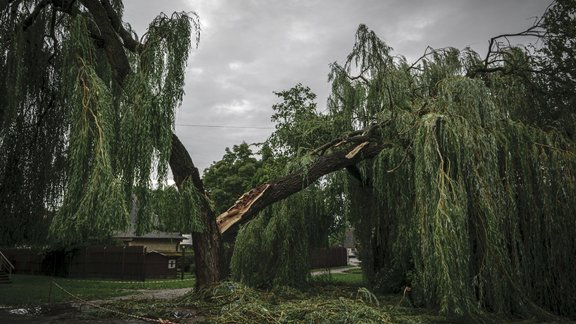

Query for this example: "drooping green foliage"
[118,11,197,192]
[231,188,333,288]
[0,1,199,246]
[0,1,69,245]
[151,180,204,234]
[232,3,576,319]
[175,282,393,323]
[328,22,576,318]
[49,16,129,243]
[203,143,262,214]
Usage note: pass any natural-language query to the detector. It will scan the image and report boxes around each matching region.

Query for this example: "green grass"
[94,281,395,323]
[0,274,195,306]
[311,267,365,286]
[97,281,449,323]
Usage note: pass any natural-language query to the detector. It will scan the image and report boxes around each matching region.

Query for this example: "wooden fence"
[4,246,348,279]
[2,246,180,280]
[68,246,147,280]
[310,247,348,268]
[1,248,43,275]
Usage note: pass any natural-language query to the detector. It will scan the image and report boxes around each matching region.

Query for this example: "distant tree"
[268,83,335,157]
[203,143,261,214]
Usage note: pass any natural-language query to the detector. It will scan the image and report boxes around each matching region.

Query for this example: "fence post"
[121,245,126,280]
[141,247,146,282]
[181,246,185,280]
[48,280,53,303]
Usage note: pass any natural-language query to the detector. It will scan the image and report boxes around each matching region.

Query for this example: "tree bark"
[169,133,223,287]
[78,0,132,84]
[217,139,392,241]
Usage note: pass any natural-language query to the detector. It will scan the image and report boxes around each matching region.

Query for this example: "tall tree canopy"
[0,0,226,287]
[0,0,201,246]
[222,2,576,319]
[203,143,263,215]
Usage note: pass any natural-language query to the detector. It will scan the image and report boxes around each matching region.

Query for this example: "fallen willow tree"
[219,22,576,319]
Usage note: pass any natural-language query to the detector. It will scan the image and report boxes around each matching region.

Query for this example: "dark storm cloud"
[123,0,551,172]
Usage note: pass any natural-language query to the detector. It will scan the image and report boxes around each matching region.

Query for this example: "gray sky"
[123,0,550,173]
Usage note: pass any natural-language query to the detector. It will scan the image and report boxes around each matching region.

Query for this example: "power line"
[175,123,274,130]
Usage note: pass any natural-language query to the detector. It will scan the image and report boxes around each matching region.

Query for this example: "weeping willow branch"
[311,122,384,156]
[483,19,546,69]
[217,137,393,236]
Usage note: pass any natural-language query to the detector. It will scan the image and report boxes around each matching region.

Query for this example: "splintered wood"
[345,141,369,159]
[216,184,271,233]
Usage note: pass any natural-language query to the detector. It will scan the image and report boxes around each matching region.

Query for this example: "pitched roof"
[115,230,185,240]
[114,195,185,241]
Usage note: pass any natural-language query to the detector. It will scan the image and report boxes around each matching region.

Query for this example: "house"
[108,197,188,279]
[114,231,186,279]
[115,231,185,253]
[115,195,187,254]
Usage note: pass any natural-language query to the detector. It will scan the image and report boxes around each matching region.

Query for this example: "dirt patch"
[91,287,192,304]
[0,288,195,323]
[0,304,147,323]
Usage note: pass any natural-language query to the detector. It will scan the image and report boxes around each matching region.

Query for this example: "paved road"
[311,265,360,276]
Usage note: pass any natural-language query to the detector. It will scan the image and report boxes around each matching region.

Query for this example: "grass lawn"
[1,273,539,323]
[94,280,447,324]
[311,267,365,286]
[0,274,195,306]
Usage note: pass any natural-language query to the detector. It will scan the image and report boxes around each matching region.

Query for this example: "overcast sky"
[123,0,550,173]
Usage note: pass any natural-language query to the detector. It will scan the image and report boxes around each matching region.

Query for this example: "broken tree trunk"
[170,134,223,287]
[169,123,392,286]
[217,138,392,239]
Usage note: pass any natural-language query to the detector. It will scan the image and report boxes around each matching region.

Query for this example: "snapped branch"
[216,128,393,237]
[311,122,384,156]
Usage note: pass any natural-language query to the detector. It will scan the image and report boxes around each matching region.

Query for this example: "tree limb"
[169,133,205,192]
[216,138,392,238]
[22,0,53,30]
[311,123,382,156]
[169,133,224,286]
[100,0,140,52]
[78,0,132,84]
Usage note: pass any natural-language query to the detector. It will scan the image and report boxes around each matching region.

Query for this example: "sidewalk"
[311,256,361,276]
[311,265,360,276]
